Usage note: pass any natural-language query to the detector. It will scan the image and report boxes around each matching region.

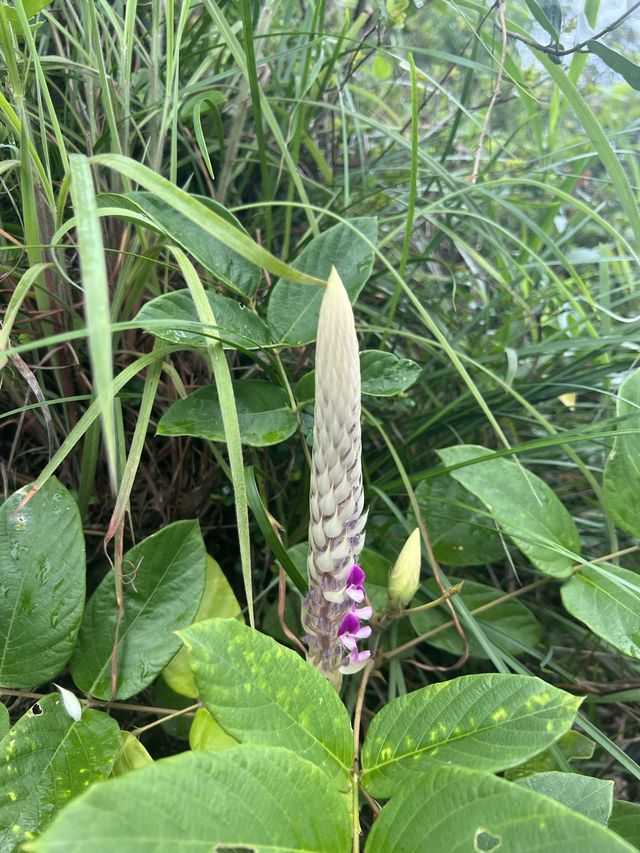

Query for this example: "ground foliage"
[1,0,640,850]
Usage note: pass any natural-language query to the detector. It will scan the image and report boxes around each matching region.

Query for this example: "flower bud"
[387,528,421,609]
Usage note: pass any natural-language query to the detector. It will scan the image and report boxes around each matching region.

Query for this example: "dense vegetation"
[1,0,640,850]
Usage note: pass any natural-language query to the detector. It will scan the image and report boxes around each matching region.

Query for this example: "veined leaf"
[0,695,120,853]
[561,564,640,660]
[360,673,582,798]
[517,771,613,824]
[359,350,421,396]
[0,478,85,688]
[163,556,243,698]
[365,765,634,853]
[136,289,271,350]
[438,445,580,577]
[189,708,238,752]
[267,218,377,345]
[414,475,505,566]
[180,619,353,784]
[157,379,297,447]
[123,192,261,299]
[28,746,351,853]
[70,521,206,700]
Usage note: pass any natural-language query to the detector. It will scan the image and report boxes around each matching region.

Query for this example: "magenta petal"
[338,612,361,636]
[351,649,371,664]
[347,564,365,587]
[340,635,358,651]
[355,625,372,640]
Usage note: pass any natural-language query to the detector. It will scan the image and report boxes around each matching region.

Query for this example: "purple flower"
[323,563,366,604]
[338,611,372,651]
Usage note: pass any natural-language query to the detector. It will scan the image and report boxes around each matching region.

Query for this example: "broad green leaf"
[504,730,595,780]
[365,765,634,853]
[561,564,640,660]
[0,694,120,853]
[414,476,505,566]
[267,217,377,345]
[0,478,85,688]
[603,370,640,538]
[189,708,238,751]
[28,746,351,853]
[70,520,206,700]
[587,41,640,90]
[91,157,321,287]
[0,705,8,741]
[517,771,613,824]
[360,673,582,798]
[163,555,243,698]
[359,350,421,396]
[409,578,541,659]
[157,380,297,447]
[609,801,640,850]
[111,733,153,777]
[438,445,580,577]
[124,192,261,298]
[180,619,353,783]
[525,0,562,40]
[135,289,271,350]
[296,351,420,403]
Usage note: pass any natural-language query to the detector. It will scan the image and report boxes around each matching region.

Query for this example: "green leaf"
[157,379,297,447]
[414,475,505,565]
[409,578,541,659]
[360,673,582,798]
[163,555,243,698]
[135,289,271,350]
[28,746,351,853]
[69,155,117,494]
[189,707,238,751]
[603,370,640,538]
[267,217,377,345]
[0,0,51,30]
[365,765,635,853]
[609,801,640,850]
[111,732,153,777]
[517,771,612,824]
[504,730,595,780]
[0,705,8,741]
[438,445,580,577]
[124,192,262,298]
[296,351,420,403]
[70,520,206,700]
[587,41,640,90]
[180,619,353,784]
[525,0,562,40]
[0,478,85,688]
[0,694,120,853]
[359,350,421,396]
[561,564,640,660]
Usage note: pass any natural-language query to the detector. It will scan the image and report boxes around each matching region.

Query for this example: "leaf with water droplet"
[0,478,85,688]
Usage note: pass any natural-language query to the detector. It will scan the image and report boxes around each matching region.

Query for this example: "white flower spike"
[301,267,370,688]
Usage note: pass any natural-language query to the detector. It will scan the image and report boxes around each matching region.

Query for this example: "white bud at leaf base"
[387,528,421,608]
[301,267,370,688]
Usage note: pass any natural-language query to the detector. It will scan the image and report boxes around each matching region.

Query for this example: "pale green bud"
[388,528,421,608]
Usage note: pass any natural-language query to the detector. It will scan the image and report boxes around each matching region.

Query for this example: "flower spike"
[301,268,370,687]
